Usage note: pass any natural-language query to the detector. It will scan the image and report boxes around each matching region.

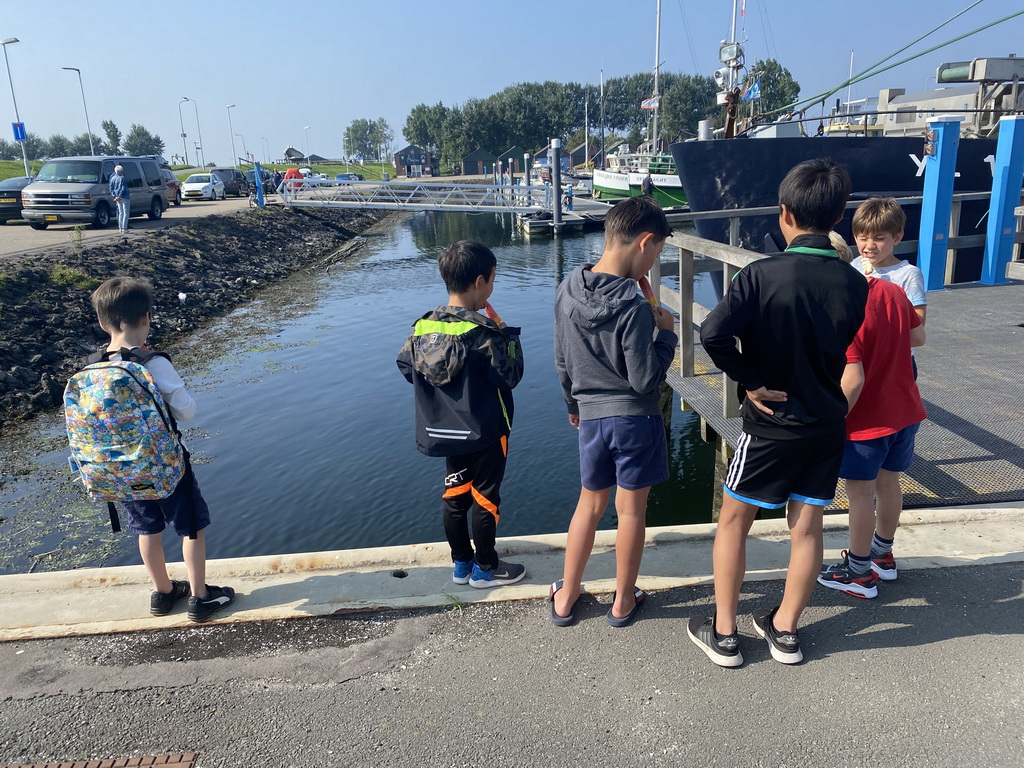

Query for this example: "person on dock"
[551,196,677,628]
[85,277,236,622]
[563,183,574,211]
[688,159,867,666]
[397,241,527,589]
[850,197,927,378]
[818,275,927,598]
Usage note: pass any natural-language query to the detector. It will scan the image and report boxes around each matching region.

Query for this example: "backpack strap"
[107,502,122,533]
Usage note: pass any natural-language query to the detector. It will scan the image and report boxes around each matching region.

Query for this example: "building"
[461,148,497,176]
[497,146,527,174]
[394,145,438,178]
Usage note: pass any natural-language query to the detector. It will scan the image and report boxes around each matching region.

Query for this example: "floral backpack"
[64,347,188,533]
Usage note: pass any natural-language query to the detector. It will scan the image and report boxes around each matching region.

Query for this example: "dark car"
[244,168,274,193]
[161,169,182,206]
[210,167,250,197]
[0,176,34,223]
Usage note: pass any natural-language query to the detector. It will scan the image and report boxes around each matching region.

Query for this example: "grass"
[0,159,43,182]
[47,264,100,291]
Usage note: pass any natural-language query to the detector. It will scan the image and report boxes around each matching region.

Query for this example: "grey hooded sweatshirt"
[554,264,678,420]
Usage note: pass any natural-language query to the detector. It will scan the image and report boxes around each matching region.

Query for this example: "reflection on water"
[5,211,718,569]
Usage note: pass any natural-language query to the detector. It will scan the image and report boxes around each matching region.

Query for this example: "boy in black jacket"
[687,160,867,667]
[397,241,526,588]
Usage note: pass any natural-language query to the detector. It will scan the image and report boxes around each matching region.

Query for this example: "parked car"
[161,169,182,206]
[210,167,249,197]
[21,156,168,230]
[0,176,33,223]
[181,173,225,201]
[335,172,365,181]
[244,168,274,192]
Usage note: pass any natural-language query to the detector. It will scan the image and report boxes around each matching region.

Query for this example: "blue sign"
[12,122,26,142]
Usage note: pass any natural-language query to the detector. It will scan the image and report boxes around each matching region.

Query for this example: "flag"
[641,96,660,110]
[741,78,761,102]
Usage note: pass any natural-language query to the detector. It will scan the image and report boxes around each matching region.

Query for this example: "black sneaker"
[150,579,190,616]
[187,584,236,622]
[752,606,803,664]
[687,615,743,667]
[468,560,526,589]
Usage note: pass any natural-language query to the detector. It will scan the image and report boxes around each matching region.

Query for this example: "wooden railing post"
[679,244,694,377]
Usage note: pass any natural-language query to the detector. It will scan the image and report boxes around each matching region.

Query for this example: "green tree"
[403,103,449,154]
[745,58,800,115]
[370,118,394,161]
[69,132,103,155]
[0,137,16,160]
[343,118,376,160]
[44,133,74,159]
[122,124,165,156]
[659,74,719,142]
[23,132,45,161]
[101,119,121,154]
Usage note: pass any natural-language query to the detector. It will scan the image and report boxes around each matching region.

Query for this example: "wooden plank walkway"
[667,280,1024,510]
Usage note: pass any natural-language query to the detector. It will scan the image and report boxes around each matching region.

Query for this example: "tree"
[343,118,377,160]
[745,59,800,116]
[403,102,449,153]
[370,118,394,161]
[23,132,45,161]
[0,137,15,160]
[122,124,165,156]
[658,74,719,142]
[101,119,121,154]
[69,132,103,155]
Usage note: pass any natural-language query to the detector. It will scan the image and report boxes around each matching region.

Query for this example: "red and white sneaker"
[870,551,898,581]
[817,552,879,598]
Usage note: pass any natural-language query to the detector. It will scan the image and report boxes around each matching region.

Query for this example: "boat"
[669,48,1024,282]
[592,0,688,209]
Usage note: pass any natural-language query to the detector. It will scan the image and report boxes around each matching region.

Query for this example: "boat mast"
[584,95,589,173]
[600,69,605,170]
[651,0,662,152]
[729,0,738,90]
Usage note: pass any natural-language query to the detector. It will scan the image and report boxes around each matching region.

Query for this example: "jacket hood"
[562,265,638,329]
[409,305,496,387]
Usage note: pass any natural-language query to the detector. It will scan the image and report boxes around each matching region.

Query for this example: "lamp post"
[226,104,237,169]
[61,67,94,155]
[1,38,31,177]
[183,97,204,168]
[235,133,247,165]
[303,125,310,166]
[262,136,269,164]
[177,98,189,166]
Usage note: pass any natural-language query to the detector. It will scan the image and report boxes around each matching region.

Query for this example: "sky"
[2,0,1021,166]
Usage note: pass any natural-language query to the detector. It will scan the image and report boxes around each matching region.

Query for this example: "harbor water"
[1,211,719,572]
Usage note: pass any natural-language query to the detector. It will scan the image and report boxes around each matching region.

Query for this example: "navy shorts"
[578,415,669,491]
[839,422,920,481]
[120,470,212,536]
[724,428,846,509]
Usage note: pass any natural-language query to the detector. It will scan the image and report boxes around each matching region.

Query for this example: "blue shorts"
[120,470,212,536]
[839,423,920,481]
[578,415,669,491]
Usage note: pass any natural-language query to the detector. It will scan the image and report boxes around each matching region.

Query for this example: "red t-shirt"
[845,278,927,440]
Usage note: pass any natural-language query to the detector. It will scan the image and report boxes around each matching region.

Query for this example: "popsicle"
[483,301,504,325]
[638,276,658,307]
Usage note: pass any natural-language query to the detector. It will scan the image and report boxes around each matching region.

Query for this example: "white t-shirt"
[109,348,197,423]
[850,257,927,307]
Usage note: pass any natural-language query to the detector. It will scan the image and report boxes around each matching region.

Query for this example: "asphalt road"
[1,563,1022,768]
[0,194,261,259]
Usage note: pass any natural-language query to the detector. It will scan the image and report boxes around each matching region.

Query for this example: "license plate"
[44,215,58,221]
[0,197,15,203]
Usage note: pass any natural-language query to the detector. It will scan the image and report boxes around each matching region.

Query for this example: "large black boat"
[669,56,1023,283]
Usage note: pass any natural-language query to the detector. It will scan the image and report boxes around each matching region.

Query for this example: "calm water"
[3,211,718,569]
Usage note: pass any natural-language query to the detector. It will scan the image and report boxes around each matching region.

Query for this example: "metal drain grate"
[3,754,198,768]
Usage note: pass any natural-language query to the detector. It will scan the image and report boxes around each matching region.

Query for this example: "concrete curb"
[2,503,1023,641]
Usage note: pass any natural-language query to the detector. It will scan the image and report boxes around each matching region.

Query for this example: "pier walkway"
[1,505,1023,766]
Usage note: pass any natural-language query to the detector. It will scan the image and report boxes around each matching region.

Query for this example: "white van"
[21,156,169,230]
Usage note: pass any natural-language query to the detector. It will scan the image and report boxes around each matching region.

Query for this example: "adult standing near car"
[110,165,130,233]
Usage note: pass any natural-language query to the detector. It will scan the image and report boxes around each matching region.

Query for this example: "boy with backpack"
[397,241,527,588]
[65,277,234,622]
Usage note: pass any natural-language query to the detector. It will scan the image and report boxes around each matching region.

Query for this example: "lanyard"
[785,246,838,258]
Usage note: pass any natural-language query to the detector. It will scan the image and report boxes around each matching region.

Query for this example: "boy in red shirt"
[817,276,926,598]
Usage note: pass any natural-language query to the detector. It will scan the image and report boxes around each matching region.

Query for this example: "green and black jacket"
[397,306,524,457]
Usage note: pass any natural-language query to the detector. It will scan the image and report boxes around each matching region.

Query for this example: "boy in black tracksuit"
[687,160,868,668]
[397,241,526,589]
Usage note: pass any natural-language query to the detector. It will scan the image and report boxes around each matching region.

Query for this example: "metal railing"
[277,178,552,213]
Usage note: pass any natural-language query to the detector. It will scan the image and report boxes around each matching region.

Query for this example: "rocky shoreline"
[0,206,389,434]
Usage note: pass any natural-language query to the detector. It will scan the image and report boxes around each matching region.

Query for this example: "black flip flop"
[549,580,578,627]
[606,587,646,627]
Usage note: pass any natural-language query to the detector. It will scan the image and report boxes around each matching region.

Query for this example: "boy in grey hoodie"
[551,196,677,627]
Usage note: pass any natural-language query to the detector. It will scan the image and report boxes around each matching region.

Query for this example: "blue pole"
[254,160,265,207]
[979,116,1024,285]
[917,115,964,292]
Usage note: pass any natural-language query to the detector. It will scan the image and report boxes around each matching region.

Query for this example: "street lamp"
[226,104,237,169]
[1,38,31,177]
[303,125,310,166]
[177,98,190,166]
[262,136,269,164]
[235,133,247,165]
[62,67,94,155]
[183,97,204,168]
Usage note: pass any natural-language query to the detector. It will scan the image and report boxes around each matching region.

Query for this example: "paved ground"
[1,506,1023,766]
[0,195,259,259]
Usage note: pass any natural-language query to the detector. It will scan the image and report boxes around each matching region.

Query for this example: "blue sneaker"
[452,560,474,585]
[469,560,526,589]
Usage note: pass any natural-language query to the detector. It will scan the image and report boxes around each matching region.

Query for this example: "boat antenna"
[651,0,662,151]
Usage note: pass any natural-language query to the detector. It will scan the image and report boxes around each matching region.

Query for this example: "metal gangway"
[277,178,553,213]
